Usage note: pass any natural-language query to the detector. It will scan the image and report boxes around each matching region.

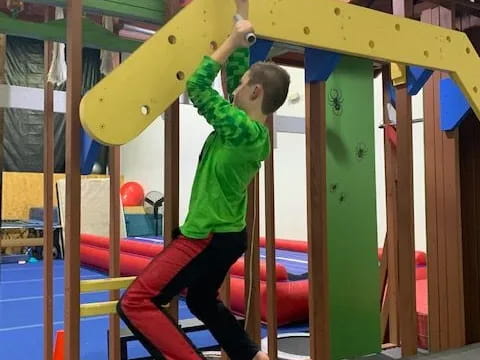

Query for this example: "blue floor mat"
[0,259,308,360]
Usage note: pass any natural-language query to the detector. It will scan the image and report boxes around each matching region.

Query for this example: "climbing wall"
[325,56,380,359]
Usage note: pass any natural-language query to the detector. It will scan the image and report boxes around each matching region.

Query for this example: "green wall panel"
[325,56,380,359]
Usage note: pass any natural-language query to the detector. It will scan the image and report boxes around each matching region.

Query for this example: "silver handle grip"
[233,14,256,45]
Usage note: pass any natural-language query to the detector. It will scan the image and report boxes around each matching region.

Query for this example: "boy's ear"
[251,85,262,100]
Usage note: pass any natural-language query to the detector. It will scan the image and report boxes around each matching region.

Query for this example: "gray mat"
[351,344,480,360]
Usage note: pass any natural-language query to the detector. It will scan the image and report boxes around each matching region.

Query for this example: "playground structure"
[1,0,480,360]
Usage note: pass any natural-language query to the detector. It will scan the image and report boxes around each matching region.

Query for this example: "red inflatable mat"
[80,234,289,281]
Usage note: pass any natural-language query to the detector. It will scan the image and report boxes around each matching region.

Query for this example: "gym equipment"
[261,333,310,360]
[120,181,145,206]
[233,14,256,45]
[143,191,164,236]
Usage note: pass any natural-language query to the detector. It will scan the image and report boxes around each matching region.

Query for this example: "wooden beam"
[245,175,261,344]
[0,13,142,53]
[43,8,55,360]
[24,0,165,24]
[265,115,278,360]
[305,81,330,360]
[64,0,83,359]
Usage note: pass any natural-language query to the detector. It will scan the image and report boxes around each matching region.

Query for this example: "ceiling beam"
[23,0,165,24]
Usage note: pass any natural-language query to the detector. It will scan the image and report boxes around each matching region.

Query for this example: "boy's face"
[232,71,255,111]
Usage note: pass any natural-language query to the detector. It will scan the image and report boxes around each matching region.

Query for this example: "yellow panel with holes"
[79,0,480,145]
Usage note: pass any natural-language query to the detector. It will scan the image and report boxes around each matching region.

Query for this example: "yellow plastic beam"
[80,299,170,317]
[80,300,118,317]
[80,0,480,146]
[391,63,407,86]
[80,276,136,293]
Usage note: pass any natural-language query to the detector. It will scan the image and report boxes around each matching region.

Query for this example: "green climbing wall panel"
[325,56,380,359]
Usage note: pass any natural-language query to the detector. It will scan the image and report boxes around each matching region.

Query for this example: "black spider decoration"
[328,88,344,116]
[355,142,368,161]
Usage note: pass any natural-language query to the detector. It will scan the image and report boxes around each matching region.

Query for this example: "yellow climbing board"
[79,0,480,145]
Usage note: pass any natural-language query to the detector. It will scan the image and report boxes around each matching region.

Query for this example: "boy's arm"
[186,21,263,146]
[226,0,250,100]
[225,48,250,102]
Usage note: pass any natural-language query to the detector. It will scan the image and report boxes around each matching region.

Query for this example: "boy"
[117,1,290,359]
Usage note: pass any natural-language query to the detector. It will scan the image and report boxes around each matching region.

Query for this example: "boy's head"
[233,62,290,117]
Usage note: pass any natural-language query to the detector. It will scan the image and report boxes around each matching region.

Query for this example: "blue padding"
[80,128,101,175]
[304,48,340,82]
[388,66,432,105]
[440,78,472,131]
[388,81,396,107]
[249,39,274,65]
[407,66,433,95]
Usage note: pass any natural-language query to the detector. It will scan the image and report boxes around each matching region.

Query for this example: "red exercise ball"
[120,182,145,206]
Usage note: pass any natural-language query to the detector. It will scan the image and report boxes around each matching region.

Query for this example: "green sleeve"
[186,55,263,147]
[226,48,250,101]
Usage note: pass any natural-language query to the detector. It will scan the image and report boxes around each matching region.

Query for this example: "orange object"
[53,330,64,360]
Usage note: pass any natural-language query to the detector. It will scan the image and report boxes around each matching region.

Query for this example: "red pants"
[117,229,259,360]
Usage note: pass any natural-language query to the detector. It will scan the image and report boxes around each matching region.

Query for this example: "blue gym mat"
[0,246,309,360]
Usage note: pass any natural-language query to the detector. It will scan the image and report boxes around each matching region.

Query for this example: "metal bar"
[378,118,424,128]
[265,115,278,360]
[43,7,55,360]
[305,81,330,360]
[109,143,122,360]
[64,1,83,359]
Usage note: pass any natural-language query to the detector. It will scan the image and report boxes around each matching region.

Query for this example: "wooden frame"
[43,7,55,360]
[305,81,330,360]
[64,0,83,359]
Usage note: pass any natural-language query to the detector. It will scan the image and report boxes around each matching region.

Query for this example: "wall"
[118,65,429,250]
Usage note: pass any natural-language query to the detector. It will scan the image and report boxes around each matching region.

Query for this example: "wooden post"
[109,143,121,360]
[245,175,261,343]
[163,0,182,321]
[43,6,55,360]
[305,81,330,360]
[391,0,417,355]
[394,82,417,357]
[265,115,277,360]
[0,32,5,264]
[461,24,480,346]
[64,1,83,359]
[422,6,465,352]
[381,66,400,346]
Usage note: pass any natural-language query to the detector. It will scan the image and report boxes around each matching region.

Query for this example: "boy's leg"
[117,234,213,360]
[186,229,260,360]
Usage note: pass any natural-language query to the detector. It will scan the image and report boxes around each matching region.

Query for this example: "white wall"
[120,67,429,250]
